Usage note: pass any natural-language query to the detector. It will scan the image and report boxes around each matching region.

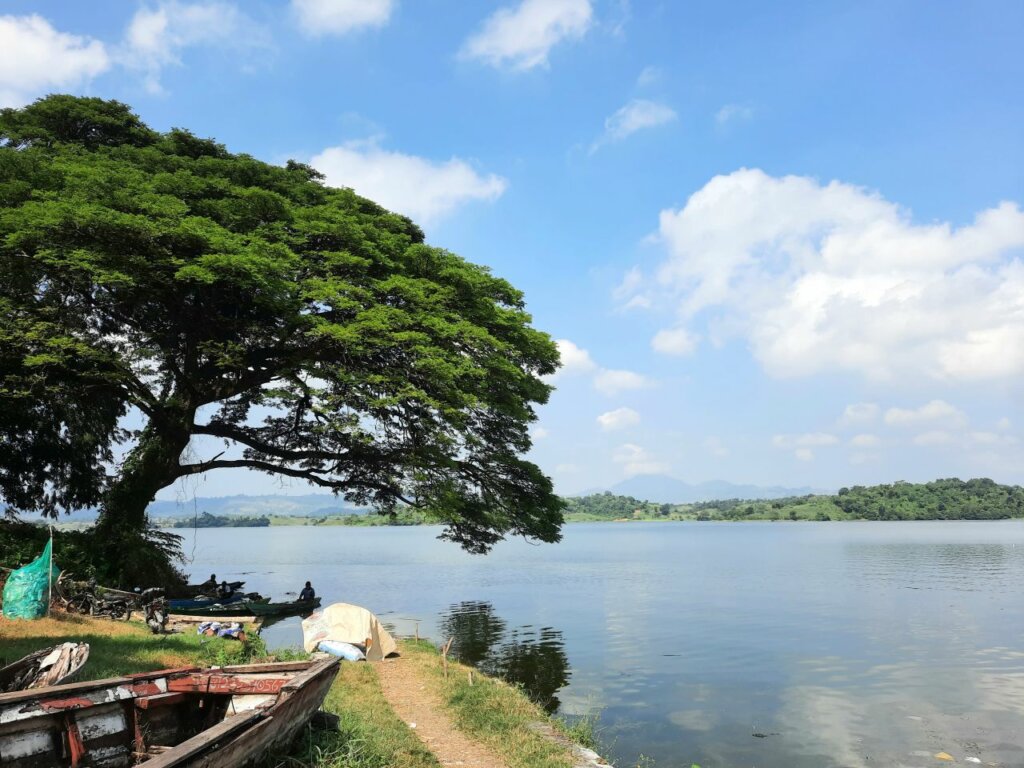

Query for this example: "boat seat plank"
[137,711,262,768]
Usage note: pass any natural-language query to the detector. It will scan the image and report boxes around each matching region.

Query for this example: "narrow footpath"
[377,655,512,768]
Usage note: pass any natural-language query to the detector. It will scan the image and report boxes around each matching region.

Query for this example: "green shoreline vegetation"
[135,478,1024,529]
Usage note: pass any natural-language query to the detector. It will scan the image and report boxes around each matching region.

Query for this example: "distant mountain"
[600,475,825,504]
[18,494,366,522]
[147,494,365,518]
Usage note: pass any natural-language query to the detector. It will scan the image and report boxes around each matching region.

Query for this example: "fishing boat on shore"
[167,594,268,612]
[169,597,320,619]
[0,658,339,767]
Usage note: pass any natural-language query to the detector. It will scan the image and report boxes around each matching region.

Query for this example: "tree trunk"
[95,412,193,535]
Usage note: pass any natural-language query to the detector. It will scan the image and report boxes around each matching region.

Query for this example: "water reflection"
[440,601,570,713]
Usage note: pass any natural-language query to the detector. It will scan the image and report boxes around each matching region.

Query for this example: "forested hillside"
[565,479,1024,522]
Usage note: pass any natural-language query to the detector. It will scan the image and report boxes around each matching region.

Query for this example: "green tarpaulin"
[2,539,59,620]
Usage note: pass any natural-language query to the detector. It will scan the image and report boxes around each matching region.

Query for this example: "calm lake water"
[179,521,1024,768]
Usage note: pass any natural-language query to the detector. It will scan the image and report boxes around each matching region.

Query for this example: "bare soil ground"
[377,654,512,768]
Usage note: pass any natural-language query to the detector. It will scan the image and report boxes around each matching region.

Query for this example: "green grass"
[0,612,263,678]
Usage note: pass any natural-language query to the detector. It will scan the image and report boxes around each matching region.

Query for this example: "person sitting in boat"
[298,582,315,602]
[203,573,217,589]
[216,580,234,599]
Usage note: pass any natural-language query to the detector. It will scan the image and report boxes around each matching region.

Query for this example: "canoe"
[167,594,267,611]
[0,643,90,692]
[0,658,340,767]
[170,580,246,599]
[249,598,321,617]
[169,598,320,619]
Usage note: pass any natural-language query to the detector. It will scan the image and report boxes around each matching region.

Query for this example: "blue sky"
[3,0,1023,497]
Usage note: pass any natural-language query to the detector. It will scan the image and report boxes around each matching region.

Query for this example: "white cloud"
[553,339,597,376]
[310,141,507,225]
[531,426,550,441]
[0,14,110,107]
[794,447,815,462]
[839,402,880,426]
[651,327,698,356]
[884,400,968,429]
[460,0,592,71]
[849,433,880,448]
[591,99,676,153]
[613,443,669,476]
[613,267,643,301]
[593,369,650,396]
[704,436,729,457]
[548,339,650,395]
[636,65,661,87]
[121,2,264,94]
[646,169,1024,383]
[913,430,955,447]
[597,407,640,431]
[997,417,1012,431]
[291,0,394,36]
[715,103,754,124]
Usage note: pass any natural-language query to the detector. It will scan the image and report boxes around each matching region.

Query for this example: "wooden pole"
[441,636,454,678]
[47,526,54,616]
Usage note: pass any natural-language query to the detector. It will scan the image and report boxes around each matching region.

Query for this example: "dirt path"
[377,656,511,768]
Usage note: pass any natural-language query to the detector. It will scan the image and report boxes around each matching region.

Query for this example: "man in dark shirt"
[298,581,315,601]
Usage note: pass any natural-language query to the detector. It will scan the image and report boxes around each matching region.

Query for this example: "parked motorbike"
[62,579,131,621]
[137,587,168,634]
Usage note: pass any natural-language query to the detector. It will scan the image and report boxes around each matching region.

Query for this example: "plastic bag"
[2,540,59,620]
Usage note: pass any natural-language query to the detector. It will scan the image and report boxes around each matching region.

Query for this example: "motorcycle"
[137,587,169,634]
[61,578,132,621]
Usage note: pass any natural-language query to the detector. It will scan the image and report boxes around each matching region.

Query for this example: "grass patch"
[400,639,582,768]
[0,612,267,678]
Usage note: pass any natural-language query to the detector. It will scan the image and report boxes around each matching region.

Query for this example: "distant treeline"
[566,478,1024,522]
[171,512,270,528]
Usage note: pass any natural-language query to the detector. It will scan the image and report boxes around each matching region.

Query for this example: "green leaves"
[1,95,562,555]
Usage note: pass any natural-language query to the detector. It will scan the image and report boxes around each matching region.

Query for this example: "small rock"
[934,752,954,762]
[408,722,416,729]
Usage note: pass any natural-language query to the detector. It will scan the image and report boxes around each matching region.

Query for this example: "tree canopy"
[0,95,563,580]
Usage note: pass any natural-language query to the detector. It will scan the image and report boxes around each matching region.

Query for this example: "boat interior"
[0,659,337,768]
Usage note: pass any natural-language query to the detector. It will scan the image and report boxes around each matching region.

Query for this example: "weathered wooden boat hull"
[0,658,339,767]
[0,643,90,692]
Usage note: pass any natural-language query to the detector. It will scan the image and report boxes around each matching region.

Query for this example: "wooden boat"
[169,598,320,619]
[0,644,90,693]
[0,658,339,767]
[167,594,267,611]
[169,580,246,599]
[248,598,320,618]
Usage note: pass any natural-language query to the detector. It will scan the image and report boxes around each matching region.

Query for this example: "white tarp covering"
[301,602,398,661]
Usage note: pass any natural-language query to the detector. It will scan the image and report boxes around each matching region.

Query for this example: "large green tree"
[0,96,562,581]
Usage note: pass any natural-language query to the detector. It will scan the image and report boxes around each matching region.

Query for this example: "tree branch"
[192,421,342,462]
